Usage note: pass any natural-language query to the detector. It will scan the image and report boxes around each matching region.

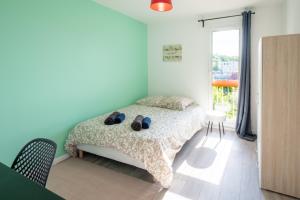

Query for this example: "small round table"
[206,111,226,139]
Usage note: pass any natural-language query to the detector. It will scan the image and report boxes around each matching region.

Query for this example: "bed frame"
[76,144,146,169]
[75,127,203,171]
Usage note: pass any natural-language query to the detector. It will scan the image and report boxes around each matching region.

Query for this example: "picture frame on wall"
[163,44,182,62]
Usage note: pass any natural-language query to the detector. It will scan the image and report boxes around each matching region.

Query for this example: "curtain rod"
[198,12,255,27]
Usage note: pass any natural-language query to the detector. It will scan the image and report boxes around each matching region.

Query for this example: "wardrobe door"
[261,34,300,198]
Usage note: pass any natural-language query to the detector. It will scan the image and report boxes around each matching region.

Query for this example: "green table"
[0,162,64,200]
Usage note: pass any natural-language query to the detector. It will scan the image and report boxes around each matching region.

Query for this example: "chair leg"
[210,122,213,132]
[222,122,225,135]
[206,121,211,136]
[218,123,222,139]
[79,150,84,159]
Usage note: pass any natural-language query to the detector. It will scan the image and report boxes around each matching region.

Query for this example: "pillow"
[136,96,165,107]
[161,96,194,111]
[137,96,194,111]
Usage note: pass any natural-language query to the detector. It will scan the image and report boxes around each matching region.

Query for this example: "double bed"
[65,101,205,188]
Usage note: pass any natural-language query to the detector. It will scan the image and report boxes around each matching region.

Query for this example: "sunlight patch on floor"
[162,191,192,200]
[176,135,233,185]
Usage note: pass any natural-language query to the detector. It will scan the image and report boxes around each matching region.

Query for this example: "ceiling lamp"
[150,0,173,12]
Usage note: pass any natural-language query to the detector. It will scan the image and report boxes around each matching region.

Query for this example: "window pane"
[212,30,239,122]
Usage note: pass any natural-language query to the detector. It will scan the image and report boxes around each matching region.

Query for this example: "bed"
[65,103,205,188]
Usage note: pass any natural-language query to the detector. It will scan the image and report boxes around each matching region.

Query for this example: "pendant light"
[150,0,173,12]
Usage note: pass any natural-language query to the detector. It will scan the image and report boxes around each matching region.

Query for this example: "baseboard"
[53,154,70,166]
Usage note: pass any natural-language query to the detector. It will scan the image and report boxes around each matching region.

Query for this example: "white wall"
[250,3,285,132]
[148,19,209,110]
[285,0,300,34]
[148,14,241,112]
[148,3,285,132]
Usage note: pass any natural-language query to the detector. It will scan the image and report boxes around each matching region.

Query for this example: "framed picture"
[163,44,182,62]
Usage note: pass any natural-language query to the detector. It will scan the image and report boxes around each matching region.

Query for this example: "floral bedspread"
[65,104,204,188]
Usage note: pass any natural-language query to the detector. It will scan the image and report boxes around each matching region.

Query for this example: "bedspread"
[65,104,204,188]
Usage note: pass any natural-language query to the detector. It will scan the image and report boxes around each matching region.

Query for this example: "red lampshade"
[150,0,173,12]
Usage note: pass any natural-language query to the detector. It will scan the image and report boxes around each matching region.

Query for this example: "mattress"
[65,104,205,188]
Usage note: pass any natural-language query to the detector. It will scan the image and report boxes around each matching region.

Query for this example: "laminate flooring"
[47,129,298,200]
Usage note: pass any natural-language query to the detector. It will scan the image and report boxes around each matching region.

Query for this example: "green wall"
[0,0,147,166]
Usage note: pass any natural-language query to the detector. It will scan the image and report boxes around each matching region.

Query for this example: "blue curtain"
[236,11,256,141]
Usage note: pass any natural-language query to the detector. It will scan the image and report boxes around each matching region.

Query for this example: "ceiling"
[94,0,283,24]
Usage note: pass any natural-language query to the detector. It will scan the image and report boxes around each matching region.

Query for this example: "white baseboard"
[53,154,70,166]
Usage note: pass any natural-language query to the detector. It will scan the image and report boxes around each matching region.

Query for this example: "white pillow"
[136,96,194,111]
[161,96,194,111]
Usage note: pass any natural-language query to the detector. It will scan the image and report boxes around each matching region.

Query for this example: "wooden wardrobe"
[257,34,300,198]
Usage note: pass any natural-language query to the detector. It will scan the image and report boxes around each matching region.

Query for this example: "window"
[211,29,240,124]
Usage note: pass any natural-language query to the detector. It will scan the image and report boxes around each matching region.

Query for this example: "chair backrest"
[11,138,57,187]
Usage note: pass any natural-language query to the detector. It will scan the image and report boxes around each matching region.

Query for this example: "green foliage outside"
[212,54,239,120]
[213,86,238,120]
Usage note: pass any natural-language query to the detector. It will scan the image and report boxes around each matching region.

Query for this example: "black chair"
[11,138,57,187]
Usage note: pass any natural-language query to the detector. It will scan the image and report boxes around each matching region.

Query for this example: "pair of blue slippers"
[131,115,152,131]
[104,112,152,131]
[104,112,126,125]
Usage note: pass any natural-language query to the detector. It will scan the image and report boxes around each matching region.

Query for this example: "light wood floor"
[47,130,299,200]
